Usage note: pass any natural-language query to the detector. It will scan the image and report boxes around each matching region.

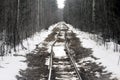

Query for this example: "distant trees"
[57,9,64,21]
[0,0,59,52]
[0,1,4,32]
[63,0,120,44]
[40,0,58,29]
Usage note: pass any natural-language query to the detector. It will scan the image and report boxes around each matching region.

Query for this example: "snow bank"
[72,28,120,79]
[12,29,50,54]
[0,24,54,80]
[0,56,26,80]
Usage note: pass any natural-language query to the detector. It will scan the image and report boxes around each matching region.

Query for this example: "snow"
[48,23,120,80]
[14,29,50,53]
[1,22,120,80]
[53,43,67,58]
[0,26,52,80]
[51,25,67,59]
[0,56,26,80]
[73,28,120,79]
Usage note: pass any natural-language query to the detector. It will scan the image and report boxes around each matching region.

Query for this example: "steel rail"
[48,24,83,80]
[48,30,61,80]
[64,31,83,80]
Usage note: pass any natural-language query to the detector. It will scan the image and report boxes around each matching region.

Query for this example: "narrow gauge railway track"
[48,23,83,80]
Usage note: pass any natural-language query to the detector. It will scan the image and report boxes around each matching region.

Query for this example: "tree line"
[0,0,59,52]
[63,0,120,45]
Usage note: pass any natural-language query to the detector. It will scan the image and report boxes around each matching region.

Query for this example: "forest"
[1,0,120,52]
[63,0,120,46]
[0,0,120,80]
[0,0,59,52]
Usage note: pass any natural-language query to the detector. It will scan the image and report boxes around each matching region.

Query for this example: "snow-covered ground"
[0,24,54,80]
[0,22,120,80]
[48,22,120,80]
[80,33,120,79]
[0,56,26,80]
[68,25,120,79]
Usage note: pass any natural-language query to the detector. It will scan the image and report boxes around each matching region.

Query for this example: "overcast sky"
[57,0,65,9]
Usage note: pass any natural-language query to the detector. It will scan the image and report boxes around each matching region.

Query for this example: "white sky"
[57,0,65,9]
